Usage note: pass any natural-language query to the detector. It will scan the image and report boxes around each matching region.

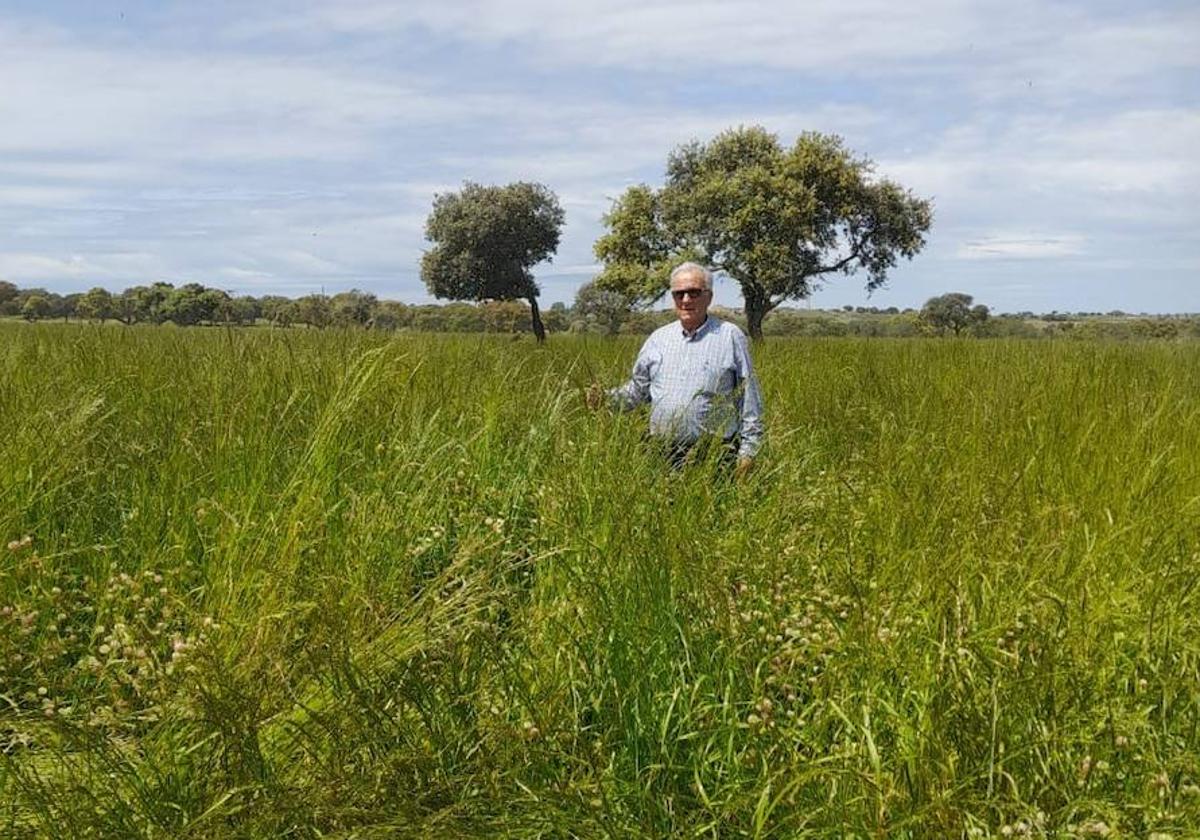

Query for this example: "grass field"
[1,323,1198,838]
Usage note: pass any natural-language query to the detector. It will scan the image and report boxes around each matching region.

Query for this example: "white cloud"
[0,251,164,281]
[957,234,1087,260]
[878,106,1200,231]
[235,0,1199,91]
[0,186,94,207]
[235,0,991,73]
[0,2,1196,311]
[0,21,514,166]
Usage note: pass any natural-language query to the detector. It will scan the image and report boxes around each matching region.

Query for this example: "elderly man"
[588,262,764,475]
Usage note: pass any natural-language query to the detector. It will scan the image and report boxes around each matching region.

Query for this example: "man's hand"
[735,456,754,481]
[585,382,605,411]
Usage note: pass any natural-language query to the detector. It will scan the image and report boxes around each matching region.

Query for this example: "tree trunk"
[744,291,774,341]
[746,305,766,341]
[528,295,546,343]
[741,282,776,341]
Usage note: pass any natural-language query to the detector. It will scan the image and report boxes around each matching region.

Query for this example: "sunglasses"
[671,288,708,301]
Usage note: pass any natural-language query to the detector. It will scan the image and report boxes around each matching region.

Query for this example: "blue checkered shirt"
[609,316,764,458]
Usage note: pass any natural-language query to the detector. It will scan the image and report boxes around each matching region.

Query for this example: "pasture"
[1,324,1198,838]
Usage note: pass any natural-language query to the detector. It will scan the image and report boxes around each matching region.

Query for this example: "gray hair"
[670,261,713,290]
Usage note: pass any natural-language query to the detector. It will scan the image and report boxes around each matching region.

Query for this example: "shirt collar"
[680,315,714,341]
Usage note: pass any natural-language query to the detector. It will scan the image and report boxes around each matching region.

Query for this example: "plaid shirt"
[610,316,764,458]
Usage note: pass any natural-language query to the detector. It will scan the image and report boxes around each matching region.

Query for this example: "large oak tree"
[421,181,564,342]
[594,127,933,339]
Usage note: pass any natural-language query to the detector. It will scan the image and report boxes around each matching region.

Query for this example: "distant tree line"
[3,125,1193,342]
[1,279,1195,340]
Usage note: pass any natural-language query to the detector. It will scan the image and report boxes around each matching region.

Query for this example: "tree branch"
[814,242,863,276]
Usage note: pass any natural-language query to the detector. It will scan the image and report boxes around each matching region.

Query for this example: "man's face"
[671,271,712,332]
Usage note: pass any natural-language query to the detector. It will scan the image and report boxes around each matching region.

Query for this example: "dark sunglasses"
[671,288,708,301]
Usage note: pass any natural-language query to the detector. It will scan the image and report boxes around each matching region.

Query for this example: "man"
[587,262,764,476]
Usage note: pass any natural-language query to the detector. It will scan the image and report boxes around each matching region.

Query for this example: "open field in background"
[1,324,1198,838]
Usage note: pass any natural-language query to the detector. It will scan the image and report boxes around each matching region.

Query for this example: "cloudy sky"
[2,0,1197,312]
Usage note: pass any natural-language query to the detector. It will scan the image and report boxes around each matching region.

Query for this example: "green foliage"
[19,294,50,322]
[0,280,18,311]
[571,280,631,335]
[1,326,1198,837]
[921,292,991,336]
[594,127,933,338]
[331,289,377,328]
[593,184,682,303]
[421,181,565,341]
[293,293,332,329]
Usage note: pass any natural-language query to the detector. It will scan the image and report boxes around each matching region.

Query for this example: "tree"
[330,289,377,327]
[572,280,630,335]
[77,287,114,322]
[258,295,293,327]
[0,280,17,315]
[594,127,933,339]
[369,300,410,331]
[200,288,232,324]
[113,290,140,325]
[421,181,565,342]
[160,284,210,326]
[543,301,570,334]
[21,294,50,321]
[294,294,332,329]
[224,296,260,326]
[58,292,79,321]
[480,300,529,333]
[921,292,989,336]
[120,283,174,324]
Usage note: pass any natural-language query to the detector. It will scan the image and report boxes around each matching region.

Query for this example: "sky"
[1,0,1197,313]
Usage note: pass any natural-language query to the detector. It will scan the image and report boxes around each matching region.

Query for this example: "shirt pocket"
[700,360,734,394]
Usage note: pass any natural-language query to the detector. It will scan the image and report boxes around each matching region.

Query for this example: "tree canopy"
[421,181,565,342]
[594,127,934,339]
[571,281,630,336]
[921,292,990,336]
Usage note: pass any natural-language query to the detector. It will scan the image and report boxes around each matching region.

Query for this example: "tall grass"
[1,323,1197,838]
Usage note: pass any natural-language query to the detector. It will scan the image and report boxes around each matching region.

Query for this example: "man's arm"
[732,332,764,460]
[607,341,655,411]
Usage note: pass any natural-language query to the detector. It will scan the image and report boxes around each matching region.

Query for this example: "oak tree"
[421,181,564,342]
[921,292,989,335]
[594,127,933,339]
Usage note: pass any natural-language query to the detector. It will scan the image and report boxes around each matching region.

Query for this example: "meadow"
[1,323,1197,838]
